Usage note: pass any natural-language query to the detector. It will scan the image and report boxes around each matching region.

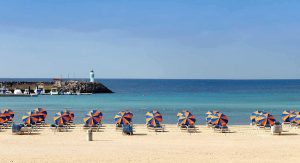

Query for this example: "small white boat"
[14,89,23,95]
[50,88,59,95]
[23,89,30,95]
[0,87,9,94]
[64,91,72,95]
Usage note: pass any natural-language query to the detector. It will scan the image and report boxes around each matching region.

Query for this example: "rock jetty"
[0,80,113,94]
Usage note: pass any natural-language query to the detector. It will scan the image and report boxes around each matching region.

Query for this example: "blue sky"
[0,0,300,79]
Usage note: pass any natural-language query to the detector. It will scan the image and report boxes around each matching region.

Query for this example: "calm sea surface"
[1,79,300,125]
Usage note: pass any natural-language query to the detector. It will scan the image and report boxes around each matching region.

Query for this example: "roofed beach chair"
[209,112,229,133]
[206,110,220,128]
[83,109,103,132]
[114,111,133,131]
[255,112,275,130]
[281,110,297,126]
[145,110,165,132]
[177,110,197,133]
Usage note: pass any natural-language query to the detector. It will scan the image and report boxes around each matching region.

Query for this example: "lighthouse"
[90,70,95,83]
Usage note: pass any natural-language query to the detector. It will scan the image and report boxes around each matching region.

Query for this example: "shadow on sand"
[132,133,148,136]
[13,133,42,136]
[277,133,298,136]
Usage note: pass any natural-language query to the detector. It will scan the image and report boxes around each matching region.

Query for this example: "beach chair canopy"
[206,110,220,116]
[145,110,163,126]
[210,113,229,127]
[0,114,7,124]
[0,109,14,121]
[250,110,265,123]
[114,111,133,125]
[294,115,300,125]
[177,110,196,126]
[53,111,72,125]
[206,110,220,124]
[282,110,297,123]
[63,109,75,121]
[33,108,47,121]
[256,113,276,127]
[22,111,40,125]
[83,109,103,126]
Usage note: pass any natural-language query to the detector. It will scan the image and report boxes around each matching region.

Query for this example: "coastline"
[1,124,300,163]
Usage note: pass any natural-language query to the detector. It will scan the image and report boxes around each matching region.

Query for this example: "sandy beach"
[0,124,300,163]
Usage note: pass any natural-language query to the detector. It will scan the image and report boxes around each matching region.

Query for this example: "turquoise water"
[1,79,300,125]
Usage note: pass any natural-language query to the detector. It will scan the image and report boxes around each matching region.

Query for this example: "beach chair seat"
[91,124,102,132]
[212,125,221,131]
[0,123,4,131]
[50,124,57,131]
[290,122,297,128]
[38,120,46,127]
[179,124,188,130]
[220,126,230,133]
[187,125,197,132]
[68,121,75,127]
[213,125,229,133]
[6,121,13,128]
[264,124,271,130]
[59,125,68,132]
[51,124,68,132]
[82,124,90,129]
[282,122,290,126]
[116,124,123,130]
[206,123,213,128]
[83,124,102,132]
[147,124,165,132]
[179,124,197,133]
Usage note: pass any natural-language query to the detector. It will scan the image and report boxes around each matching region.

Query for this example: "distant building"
[90,70,95,83]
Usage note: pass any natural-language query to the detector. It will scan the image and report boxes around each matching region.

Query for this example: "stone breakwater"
[0,80,113,94]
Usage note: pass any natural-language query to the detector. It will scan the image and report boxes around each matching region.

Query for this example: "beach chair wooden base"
[115,124,123,131]
[83,125,102,132]
[180,125,197,133]
[147,125,165,132]
[212,125,230,133]
[50,125,68,132]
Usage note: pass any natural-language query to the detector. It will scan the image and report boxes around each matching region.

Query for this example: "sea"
[1,79,300,125]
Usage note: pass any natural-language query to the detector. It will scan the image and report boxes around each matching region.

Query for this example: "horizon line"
[0,77,300,80]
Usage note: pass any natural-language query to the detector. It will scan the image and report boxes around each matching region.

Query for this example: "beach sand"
[1,124,300,163]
